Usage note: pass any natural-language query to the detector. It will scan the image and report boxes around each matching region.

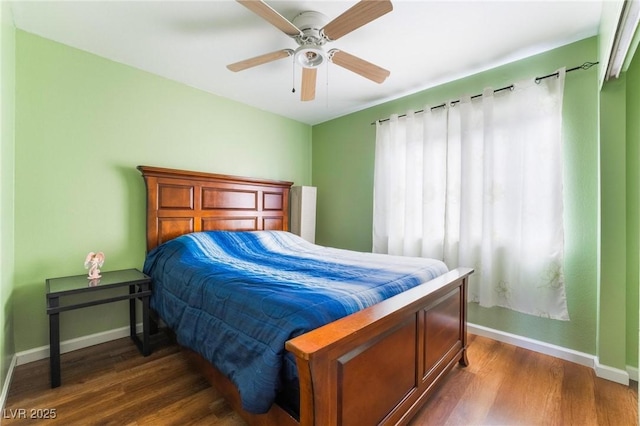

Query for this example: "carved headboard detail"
[138,166,293,252]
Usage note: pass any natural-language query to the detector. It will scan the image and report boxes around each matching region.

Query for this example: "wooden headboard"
[138,166,293,252]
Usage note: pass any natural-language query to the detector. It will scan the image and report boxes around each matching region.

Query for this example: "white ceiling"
[11,1,603,125]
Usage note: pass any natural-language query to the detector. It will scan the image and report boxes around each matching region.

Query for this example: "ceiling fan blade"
[227,49,293,72]
[329,50,390,84]
[322,0,393,41]
[300,68,317,101]
[237,0,302,37]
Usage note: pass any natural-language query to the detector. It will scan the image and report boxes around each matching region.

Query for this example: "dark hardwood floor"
[3,333,637,425]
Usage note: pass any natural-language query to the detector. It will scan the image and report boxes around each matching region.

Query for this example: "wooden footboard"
[184,267,472,426]
[286,267,473,426]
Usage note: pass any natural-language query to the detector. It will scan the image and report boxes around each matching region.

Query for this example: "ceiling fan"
[227,0,393,101]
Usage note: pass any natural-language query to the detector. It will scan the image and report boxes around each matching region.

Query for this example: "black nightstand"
[45,268,152,388]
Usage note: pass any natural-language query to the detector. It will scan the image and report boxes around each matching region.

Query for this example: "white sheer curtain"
[373,70,569,320]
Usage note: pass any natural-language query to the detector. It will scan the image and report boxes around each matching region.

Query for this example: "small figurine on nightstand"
[84,251,105,279]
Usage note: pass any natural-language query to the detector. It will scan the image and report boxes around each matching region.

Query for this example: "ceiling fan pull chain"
[292,57,296,93]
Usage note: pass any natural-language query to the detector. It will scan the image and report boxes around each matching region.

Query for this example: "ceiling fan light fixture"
[294,46,325,68]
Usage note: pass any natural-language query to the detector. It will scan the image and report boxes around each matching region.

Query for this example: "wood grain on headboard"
[138,166,293,251]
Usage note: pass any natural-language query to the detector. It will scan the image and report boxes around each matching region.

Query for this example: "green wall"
[600,76,628,369]
[1,1,16,397]
[626,45,640,369]
[13,31,312,352]
[313,38,601,357]
[598,42,640,370]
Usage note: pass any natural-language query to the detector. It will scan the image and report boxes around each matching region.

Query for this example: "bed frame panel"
[138,165,473,426]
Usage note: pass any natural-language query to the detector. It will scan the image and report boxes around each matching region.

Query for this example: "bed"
[138,165,473,426]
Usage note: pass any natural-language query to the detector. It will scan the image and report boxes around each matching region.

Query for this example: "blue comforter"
[143,231,448,414]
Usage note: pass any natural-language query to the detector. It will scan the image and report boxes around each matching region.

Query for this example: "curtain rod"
[371,61,598,125]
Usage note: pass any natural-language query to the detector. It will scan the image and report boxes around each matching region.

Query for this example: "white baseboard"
[0,355,17,413]
[16,323,143,366]
[594,360,631,385]
[627,365,638,382]
[468,323,630,386]
[468,323,596,368]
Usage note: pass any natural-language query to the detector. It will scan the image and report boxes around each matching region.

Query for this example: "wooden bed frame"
[138,165,473,426]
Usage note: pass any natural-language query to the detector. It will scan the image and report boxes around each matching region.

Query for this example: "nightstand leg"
[129,285,136,338]
[129,283,151,357]
[48,298,61,388]
[142,293,150,356]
